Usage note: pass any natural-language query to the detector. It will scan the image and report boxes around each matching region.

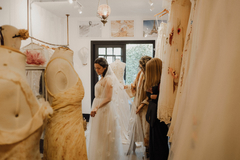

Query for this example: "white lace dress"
[155,22,167,60]
[88,67,125,160]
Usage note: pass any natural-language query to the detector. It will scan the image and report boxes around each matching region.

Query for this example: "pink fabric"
[25,50,46,65]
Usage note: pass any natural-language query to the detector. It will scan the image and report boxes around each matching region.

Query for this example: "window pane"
[98,48,106,55]
[107,56,113,64]
[126,44,153,85]
[114,48,121,55]
[107,48,113,55]
[116,56,121,61]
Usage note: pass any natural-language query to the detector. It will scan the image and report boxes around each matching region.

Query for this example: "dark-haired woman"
[88,58,124,160]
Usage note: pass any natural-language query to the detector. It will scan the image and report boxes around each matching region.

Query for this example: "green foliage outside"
[125,44,153,85]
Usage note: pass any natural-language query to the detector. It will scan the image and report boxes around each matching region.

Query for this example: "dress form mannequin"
[45,47,78,102]
[0,25,31,130]
[0,25,51,159]
[110,59,126,85]
[44,47,88,159]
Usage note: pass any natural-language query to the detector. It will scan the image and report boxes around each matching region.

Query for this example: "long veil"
[105,66,131,144]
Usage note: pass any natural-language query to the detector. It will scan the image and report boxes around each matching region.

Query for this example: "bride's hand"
[90,106,99,117]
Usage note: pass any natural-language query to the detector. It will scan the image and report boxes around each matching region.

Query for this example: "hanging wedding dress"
[168,0,240,159]
[110,59,130,144]
[43,57,87,160]
[88,66,125,160]
[21,43,51,66]
[168,0,197,142]
[155,22,167,60]
[157,0,191,124]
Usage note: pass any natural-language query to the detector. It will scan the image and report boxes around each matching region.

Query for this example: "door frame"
[91,40,155,104]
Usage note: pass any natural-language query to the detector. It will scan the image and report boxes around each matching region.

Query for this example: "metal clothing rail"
[27,0,69,47]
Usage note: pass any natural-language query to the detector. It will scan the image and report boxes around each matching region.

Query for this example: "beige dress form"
[0,46,51,160]
[43,56,88,160]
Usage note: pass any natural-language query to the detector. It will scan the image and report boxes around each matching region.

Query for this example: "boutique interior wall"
[0,0,167,114]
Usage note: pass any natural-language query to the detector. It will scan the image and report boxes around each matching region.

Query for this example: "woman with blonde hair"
[145,58,169,160]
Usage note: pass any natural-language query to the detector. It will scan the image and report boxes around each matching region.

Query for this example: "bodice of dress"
[110,60,125,85]
[94,81,104,98]
[45,58,84,112]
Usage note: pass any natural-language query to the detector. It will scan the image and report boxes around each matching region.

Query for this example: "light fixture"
[69,0,73,4]
[97,0,111,26]
[148,0,153,6]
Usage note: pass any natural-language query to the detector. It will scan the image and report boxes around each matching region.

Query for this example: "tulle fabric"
[88,66,129,160]
[155,22,167,60]
[169,0,240,159]
[108,66,130,144]
[168,0,197,142]
[157,0,191,124]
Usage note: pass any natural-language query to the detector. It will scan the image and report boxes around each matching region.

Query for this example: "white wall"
[0,0,167,114]
[0,0,66,47]
[69,16,161,114]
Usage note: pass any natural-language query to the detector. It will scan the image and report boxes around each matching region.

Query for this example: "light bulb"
[148,0,153,6]
[69,0,73,4]
[78,9,82,14]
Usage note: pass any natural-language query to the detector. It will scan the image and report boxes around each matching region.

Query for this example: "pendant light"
[97,0,111,26]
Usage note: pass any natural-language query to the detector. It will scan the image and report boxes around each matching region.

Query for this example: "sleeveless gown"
[43,57,88,160]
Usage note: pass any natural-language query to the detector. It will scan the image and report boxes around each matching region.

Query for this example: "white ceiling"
[34,0,165,18]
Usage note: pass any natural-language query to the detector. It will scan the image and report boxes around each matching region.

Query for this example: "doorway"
[91,40,155,103]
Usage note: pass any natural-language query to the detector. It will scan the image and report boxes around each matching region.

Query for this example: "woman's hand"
[90,106,99,117]
[150,94,158,100]
[136,104,144,114]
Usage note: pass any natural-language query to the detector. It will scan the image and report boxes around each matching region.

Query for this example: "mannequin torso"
[110,59,126,85]
[45,47,78,102]
[0,46,32,131]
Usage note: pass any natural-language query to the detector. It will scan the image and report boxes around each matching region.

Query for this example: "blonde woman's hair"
[144,58,162,90]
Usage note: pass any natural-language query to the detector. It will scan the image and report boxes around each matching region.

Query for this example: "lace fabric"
[155,22,167,60]
[43,57,88,160]
[88,66,130,160]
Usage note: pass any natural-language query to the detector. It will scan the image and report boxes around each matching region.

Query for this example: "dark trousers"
[149,120,169,160]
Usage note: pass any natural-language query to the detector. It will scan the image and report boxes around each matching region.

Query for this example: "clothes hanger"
[154,9,169,17]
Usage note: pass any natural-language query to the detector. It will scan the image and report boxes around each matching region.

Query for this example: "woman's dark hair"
[94,57,108,77]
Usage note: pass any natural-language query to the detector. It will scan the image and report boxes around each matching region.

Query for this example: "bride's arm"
[91,78,113,117]
[97,78,113,109]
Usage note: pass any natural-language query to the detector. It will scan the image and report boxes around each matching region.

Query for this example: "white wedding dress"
[88,66,128,160]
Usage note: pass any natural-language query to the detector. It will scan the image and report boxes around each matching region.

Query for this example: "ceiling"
[34,0,165,18]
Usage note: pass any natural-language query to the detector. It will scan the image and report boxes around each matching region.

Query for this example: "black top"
[146,83,160,127]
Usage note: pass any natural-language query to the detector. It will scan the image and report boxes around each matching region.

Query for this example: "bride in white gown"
[88,58,125,160]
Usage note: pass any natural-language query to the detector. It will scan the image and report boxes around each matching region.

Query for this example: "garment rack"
[27,0,69,47]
